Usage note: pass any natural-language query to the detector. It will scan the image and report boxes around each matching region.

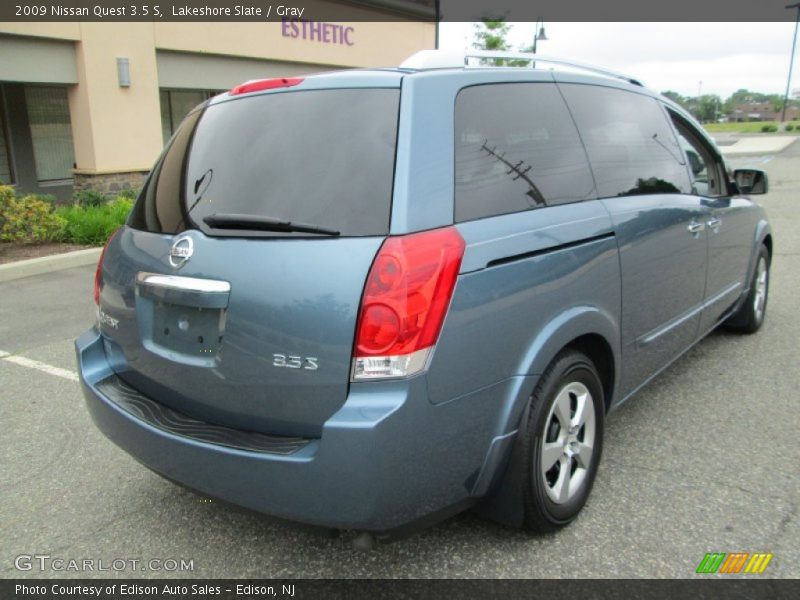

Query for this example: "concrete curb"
[0,247,101,283]
[720,136,798,156]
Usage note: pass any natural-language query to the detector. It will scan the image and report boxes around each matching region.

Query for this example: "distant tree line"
[661,89,800,123]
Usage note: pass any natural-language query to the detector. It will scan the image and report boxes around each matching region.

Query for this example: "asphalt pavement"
[1,141,798,578]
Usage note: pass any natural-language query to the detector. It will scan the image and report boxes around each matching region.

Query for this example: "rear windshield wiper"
[203,213,340,236]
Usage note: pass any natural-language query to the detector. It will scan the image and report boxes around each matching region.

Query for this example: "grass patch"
[703,121,790,133]
[55,198,133,245]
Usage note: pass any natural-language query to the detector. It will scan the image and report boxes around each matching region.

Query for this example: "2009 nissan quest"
[76,50,773,539]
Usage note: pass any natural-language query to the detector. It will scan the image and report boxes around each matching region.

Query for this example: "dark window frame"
[0,85,15,185]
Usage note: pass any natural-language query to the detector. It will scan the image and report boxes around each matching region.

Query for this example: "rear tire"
[520,349,605,532]
[725,245,770,334]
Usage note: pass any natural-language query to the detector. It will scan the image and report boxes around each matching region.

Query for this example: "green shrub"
[760,124,778,133]
[786,124,795,132]
[0,185,66,243]
[117,188,140,201]
[0,184,13,205]
[56,198,132,245]
[72,189,109,207]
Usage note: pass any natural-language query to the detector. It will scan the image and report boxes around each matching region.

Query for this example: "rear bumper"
[76,329,533,531]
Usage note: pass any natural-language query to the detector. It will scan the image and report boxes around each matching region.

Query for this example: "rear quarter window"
[454,82,596,223]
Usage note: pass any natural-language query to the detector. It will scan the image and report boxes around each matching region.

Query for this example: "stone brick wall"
[73,171,149,197]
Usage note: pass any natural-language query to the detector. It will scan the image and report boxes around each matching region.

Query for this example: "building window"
[24,85,75,182]
[160,89,221,143]
[0,93,12,184]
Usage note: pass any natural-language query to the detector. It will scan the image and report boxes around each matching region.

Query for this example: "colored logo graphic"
[696,552,773,574]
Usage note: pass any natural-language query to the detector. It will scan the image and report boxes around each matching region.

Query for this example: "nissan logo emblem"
[169,236,194,268]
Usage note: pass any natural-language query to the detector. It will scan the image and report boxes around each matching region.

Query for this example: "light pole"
[781,3,800,122]
[532,18,548,54]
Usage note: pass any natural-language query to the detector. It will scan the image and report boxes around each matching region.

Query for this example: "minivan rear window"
[129,89,400,237]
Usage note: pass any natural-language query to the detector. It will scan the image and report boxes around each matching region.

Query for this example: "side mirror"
[733,169,769,195]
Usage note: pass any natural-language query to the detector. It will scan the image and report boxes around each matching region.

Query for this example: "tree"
[723,89,755,117]
[766,94,784,113]
[666,88,798,122]
[472,19,526,66]
[472,19,513,53]
[696,95,722,122]
[662,90,688,108]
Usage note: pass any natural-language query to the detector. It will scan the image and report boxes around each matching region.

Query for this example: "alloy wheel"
[753,256,768,323]
[540,382,596,504]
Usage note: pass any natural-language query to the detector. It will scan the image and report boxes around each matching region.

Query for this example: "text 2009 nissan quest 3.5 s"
[76,50,772,540]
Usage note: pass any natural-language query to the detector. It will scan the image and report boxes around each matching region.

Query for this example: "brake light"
[229,77,304,96]
[94,230,119,305]
[352,227,465,380]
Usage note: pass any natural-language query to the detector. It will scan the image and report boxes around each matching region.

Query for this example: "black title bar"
[1,0,799,22]
[3,579,799,600]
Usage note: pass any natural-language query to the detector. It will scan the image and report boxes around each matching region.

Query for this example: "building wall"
[0,16,435,198]
[152,20,434,68]
[69,23,164,176]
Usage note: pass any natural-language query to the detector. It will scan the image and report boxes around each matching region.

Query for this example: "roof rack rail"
[399,50,644,87]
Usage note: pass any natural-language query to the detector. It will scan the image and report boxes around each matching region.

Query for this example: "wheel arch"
[762,232,773,261]
[564,333,615,413]
[733,219,772,314]
[755,219,772,260]
[473,308,620,527]
[515,305,620,413]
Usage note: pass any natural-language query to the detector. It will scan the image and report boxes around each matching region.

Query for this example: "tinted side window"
[560,84,691,198]
[455,83,596,223]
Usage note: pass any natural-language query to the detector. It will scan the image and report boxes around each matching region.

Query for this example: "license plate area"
[135,272,231,367]
[151,302,225,358]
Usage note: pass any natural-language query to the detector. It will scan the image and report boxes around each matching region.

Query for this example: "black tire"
[520,349,605,532]
[725,244,770,334]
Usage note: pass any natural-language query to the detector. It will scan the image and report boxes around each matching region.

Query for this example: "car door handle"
[687,220,705,235]
[707,217,722,233]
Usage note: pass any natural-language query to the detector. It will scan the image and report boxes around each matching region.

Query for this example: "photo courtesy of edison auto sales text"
[15,584,296,597]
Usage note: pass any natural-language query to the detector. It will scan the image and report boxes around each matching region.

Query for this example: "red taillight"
[94,230,119,305]
[229,77,304,96]
[352,227,465,380]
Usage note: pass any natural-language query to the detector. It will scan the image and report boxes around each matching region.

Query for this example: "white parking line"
[0,350,79,382]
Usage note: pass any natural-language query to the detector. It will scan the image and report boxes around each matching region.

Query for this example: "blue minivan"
[76,50,772,541]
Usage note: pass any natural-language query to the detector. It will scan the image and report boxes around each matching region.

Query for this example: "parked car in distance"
[76,50,772,543]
